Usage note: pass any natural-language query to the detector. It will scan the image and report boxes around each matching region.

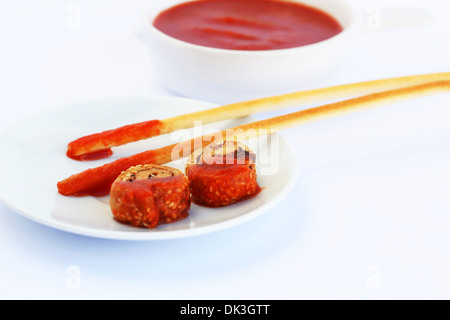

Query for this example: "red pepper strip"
[66,120,164,161]
[58,143,177,197]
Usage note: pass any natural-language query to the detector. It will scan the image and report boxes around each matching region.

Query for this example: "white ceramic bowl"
[138,0,356,103]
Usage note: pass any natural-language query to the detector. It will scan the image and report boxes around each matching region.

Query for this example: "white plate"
[0,97,298,240]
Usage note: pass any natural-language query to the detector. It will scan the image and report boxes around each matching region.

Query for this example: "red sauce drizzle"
[63,180,113,198]
[66,148,113,161]
[153,0,343,51]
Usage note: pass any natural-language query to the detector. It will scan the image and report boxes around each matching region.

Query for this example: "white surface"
[0,96,297,240]
[0,0,449,300]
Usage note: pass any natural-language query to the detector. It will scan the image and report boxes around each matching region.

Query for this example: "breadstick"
[66,72,450,159]
[57,80,450,197]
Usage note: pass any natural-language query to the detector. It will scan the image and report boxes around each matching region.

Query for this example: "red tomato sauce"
[66,148,113,161]
[153,0,343,51]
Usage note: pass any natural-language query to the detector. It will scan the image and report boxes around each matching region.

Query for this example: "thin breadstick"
[57,80,450,197]
[67,72,450,159]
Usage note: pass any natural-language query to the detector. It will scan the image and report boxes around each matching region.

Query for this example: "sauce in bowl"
[153,0,343,51]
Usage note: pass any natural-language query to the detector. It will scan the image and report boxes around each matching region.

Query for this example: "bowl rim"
[139,0,358,56]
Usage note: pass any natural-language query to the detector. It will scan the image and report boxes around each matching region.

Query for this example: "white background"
[1,0,450,299]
